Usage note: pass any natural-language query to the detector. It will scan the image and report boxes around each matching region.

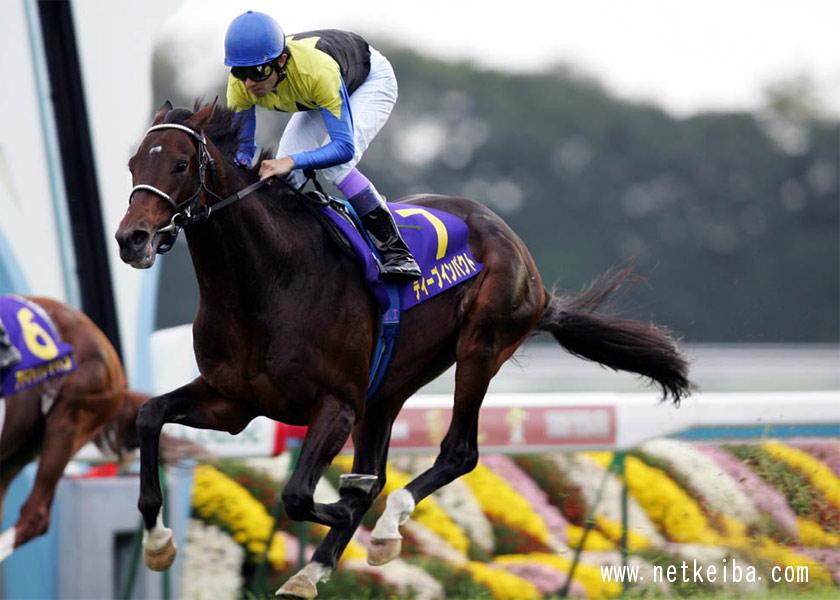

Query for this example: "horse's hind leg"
[367,351,495,565]
[277,404,395,599]
[370,257,544,564]
[136,377,253,571]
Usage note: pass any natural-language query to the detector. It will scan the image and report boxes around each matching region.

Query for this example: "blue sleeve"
[233,106,257,166]
[290,80,355,171]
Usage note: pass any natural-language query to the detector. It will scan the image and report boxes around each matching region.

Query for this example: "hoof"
[367,537,402,566]
[144,536,177,571]
[276,573,318,599]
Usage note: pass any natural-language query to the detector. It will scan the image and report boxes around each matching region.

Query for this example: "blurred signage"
[356,405,617,453]
[159,405,616,457]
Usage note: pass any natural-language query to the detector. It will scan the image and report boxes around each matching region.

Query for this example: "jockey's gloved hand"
[233,151,252,169]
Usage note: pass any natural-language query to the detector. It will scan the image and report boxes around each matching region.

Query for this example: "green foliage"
[489,519,551,556]
[245,567,393,600]
[725,445,840,532]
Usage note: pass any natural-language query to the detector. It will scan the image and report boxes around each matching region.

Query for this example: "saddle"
[302,191,483,313]
[299,191,483,399]
[0,296,76,397]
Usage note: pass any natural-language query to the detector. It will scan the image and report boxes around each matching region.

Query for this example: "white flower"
[182,519,244,600]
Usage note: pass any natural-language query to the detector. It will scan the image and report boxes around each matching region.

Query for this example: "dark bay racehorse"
[0,297,147,562]
[115,101,690,598]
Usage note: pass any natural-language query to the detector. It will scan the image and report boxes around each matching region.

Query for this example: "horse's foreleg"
[136,377,252,571]
[281,394,356,529]
[277,408,394,599]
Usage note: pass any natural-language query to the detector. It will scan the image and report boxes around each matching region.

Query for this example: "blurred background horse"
[0,296,147,563]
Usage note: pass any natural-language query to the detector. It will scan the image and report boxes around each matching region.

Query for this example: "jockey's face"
[243,53,287,97]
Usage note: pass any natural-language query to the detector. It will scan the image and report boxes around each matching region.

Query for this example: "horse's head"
[115,101,219,268]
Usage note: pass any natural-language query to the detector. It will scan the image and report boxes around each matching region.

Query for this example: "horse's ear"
[187,101,217,131]
[153,100,173,125]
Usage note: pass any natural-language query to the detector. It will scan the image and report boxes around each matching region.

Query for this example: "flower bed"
[184,438,840,599]
[462,461,553,552]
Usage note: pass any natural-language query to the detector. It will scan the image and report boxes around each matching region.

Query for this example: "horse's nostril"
[130,230,150,248]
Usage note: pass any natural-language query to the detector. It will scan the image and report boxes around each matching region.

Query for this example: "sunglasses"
[231,62,275,82]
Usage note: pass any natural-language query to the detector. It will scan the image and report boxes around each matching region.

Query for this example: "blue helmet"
[224,11,286,67]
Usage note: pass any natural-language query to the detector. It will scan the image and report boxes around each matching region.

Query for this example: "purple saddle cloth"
[0,295,76,397]
[321,201,483,312]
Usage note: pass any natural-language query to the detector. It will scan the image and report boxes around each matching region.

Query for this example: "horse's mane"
[160,101,318,226]
[165,101,272,177]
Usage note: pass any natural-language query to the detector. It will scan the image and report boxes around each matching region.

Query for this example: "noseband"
[128,122,266,254]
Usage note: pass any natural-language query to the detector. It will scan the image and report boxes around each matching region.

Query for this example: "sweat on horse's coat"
[115,100,691,599]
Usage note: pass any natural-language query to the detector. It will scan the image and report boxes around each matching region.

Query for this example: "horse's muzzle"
[115,227,156,268]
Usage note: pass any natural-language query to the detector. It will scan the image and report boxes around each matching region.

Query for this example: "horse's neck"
[185,186,322,308]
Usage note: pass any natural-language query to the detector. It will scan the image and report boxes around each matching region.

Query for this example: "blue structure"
[2,463,194,599]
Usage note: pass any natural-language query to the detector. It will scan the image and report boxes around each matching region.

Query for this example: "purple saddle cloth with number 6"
[321,200,483,312]
[0,295,76,397]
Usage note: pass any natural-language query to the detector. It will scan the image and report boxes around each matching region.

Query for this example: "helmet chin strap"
[272,54,289,88]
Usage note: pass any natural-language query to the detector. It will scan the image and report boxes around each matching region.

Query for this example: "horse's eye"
[174,160,189,173]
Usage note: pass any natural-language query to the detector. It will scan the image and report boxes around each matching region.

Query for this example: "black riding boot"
[360,206,422,282]
[0,322,21,371]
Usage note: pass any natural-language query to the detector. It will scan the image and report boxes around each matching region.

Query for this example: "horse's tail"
[94,388,148,458]
[537,266,692,403]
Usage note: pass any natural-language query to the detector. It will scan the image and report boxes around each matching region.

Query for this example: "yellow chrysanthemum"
[462,560,541,600]
[495,553,622,599]
[192,464,274,551]
[266,532,286,569]
[754,536,832,584]
[593,516,651,551]
[796,517,840,548]
[586,452,719,544]
[462,463,552,544]
[191,464,297,570]
[762,441,840,511]
[566,523,615,551]
[340,538,368,562]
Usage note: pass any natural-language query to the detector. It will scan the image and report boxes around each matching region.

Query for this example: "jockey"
[0,320,21,372]
[224,11,422,282]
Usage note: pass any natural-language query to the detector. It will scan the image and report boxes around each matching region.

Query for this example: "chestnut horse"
[115,101,690,598]
[0,297,146,563]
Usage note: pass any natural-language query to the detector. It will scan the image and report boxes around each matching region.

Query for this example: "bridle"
[128,122,267,254]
